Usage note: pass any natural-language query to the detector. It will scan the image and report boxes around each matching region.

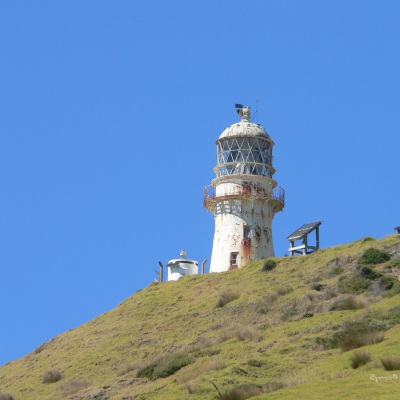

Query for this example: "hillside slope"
[1,235,400,400]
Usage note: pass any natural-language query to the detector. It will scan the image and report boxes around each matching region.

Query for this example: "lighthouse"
[203,105,285,272]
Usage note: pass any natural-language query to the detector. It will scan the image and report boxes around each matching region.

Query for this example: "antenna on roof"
[252,99,259,122]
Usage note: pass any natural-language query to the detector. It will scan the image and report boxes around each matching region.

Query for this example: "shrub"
[0,393,14,400]
[42,370,62,383]
[33,343,47,354]
[301,312,314,319]
[358,248,390,265]
[216,292,239,308]
[340,331,384,352]
[338,276,368,294]
[137,353,194,380]
[381,356,400,371]
[316,320,385,351]
[329,296,366,311]
[220,383,263,399]
[358,266,382,280]
[350,350,371,369]
[260,259,278,272]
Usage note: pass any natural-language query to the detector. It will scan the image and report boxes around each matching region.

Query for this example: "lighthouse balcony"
[203,182,285,211]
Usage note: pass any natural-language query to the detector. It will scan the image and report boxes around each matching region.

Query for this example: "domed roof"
[219,120,270,140]
[218,107,271,140]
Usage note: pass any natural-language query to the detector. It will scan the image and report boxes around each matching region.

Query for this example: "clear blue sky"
[1,1,399,366]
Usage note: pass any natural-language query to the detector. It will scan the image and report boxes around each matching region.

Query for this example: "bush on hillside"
[381,356,400,371]
[316,319,385,351]
[358,265,382,280]
[329,296,366,311]
[216,292,239,308]
[260,259,278,272]
[137,353,194,381]
[219,383,263,399]
[338,275,368,294]
[358,248,390,265]
[42,370,62,384]
[350,350,371,369]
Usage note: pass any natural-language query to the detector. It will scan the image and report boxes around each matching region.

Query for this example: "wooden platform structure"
[395,226,400,234]
[287,221,322,256]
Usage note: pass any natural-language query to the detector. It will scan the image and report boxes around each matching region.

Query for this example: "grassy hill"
[1,234,400,400]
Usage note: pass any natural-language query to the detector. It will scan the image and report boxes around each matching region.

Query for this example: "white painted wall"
[209,176,281,272]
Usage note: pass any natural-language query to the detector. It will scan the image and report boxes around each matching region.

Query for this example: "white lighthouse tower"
[203,106,285,272]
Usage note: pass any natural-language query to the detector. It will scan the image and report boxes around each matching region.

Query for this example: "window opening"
[230,252,239,266]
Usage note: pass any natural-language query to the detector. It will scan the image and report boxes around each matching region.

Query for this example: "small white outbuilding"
[167,250,198,281]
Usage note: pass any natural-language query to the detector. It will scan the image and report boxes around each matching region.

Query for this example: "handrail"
[203,183,285,208]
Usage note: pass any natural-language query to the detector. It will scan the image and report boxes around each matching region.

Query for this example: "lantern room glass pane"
[216,137,273,178]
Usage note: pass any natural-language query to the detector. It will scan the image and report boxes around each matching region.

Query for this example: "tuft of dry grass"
[216,292,240,308]
[216,326,262,343]
[219,383,264,399]
[350,350,371,369]
[381,356,400,371]
[329,296,367,311]
[340,331,384,352]
[137,352,194,381]
[42,370,62,384]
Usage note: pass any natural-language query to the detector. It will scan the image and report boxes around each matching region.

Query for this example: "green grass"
[0,234,400,400]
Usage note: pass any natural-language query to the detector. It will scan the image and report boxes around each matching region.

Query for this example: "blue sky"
[1,1,399,366]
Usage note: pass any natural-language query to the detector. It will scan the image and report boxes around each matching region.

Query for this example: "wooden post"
[316,226,320,251]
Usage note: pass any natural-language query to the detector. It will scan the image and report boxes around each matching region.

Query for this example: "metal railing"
[203,184,285,208]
